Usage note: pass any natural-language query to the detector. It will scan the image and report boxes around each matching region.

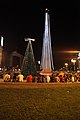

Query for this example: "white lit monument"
[40,9,54,75]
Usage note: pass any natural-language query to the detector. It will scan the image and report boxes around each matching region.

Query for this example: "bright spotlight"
[1,36,4,47]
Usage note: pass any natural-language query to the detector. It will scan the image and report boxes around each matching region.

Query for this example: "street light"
[65,63,68,71]
[77,52,80,69]
[71,59,76,71]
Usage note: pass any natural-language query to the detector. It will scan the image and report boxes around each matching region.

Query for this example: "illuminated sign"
[1,36,4,47]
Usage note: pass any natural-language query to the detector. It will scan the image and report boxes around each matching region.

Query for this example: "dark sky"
[0,0,80,68]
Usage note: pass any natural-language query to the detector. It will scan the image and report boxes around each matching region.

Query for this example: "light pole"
[77,52,80,69]
[71,59,76,71]
[37,61,41,71]
[65,63,68,71]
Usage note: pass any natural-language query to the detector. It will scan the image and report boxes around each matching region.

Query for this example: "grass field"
[0,82,80,120]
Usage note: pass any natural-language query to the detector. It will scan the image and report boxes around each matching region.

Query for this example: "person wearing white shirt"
[17,73,24,82]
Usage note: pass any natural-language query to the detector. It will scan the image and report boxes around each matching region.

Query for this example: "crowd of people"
[2,70,80,83]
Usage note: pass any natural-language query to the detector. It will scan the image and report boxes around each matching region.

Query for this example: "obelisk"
[40,9,54,75]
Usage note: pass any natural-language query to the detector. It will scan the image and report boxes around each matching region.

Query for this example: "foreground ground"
[0,82,80,120]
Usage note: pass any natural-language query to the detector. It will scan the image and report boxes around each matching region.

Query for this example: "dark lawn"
[0,82,80,120]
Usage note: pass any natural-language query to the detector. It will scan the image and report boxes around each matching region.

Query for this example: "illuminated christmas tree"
[21,38,37,76]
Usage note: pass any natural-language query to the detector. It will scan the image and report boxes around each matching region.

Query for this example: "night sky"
[0,0,80,69]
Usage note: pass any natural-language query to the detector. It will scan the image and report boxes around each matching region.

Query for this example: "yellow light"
[71,59,76,63]
[65,63,68,66]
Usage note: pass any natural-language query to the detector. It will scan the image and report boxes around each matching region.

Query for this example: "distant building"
[2,51,23,67]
